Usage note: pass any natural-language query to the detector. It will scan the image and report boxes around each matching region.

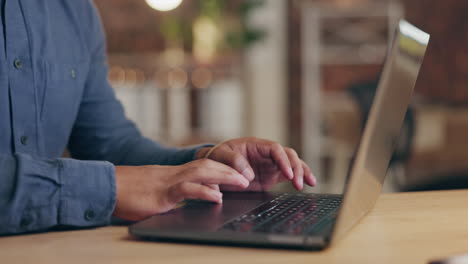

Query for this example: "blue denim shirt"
[0,0,205,235]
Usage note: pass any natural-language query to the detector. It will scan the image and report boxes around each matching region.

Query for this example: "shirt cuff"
[10,154,116,234]
[57,158,116,227]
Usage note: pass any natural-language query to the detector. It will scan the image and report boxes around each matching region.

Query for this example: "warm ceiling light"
[145,0,183,12]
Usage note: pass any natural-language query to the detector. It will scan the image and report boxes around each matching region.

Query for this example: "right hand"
[112,159,249,221]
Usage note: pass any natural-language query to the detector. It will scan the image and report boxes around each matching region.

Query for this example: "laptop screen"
[331,20,430,243]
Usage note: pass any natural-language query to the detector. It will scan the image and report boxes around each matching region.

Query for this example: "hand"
[196,137,316,192]
[112,159,249,221]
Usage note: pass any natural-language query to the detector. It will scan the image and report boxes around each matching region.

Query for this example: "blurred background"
[94,0,468,194]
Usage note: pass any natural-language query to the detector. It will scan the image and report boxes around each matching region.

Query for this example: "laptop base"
[129,192,337,250]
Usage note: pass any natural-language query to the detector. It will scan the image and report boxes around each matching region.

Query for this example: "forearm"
[113,136,212,166]
[70,121,212,166]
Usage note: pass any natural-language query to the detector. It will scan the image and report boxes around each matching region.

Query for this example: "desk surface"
[1,190,468,264]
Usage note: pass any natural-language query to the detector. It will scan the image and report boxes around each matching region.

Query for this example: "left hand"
[196,137,316,192]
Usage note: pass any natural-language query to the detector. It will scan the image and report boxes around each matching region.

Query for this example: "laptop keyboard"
[220,193,342,235]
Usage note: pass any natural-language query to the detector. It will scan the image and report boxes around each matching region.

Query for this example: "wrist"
[195,147,212,159]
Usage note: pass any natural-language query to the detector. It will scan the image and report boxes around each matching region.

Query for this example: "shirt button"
[84,210,96,221]
[13,59,23,69]
[71,69,76,79]
[20,217,32,228]
[20,136,28,145]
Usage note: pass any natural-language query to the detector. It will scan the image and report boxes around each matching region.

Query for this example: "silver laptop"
[129,20,430,250]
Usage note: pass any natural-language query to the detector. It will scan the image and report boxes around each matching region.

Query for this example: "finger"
[169,182,223,204]
[268,143,294,180]
[184,159,250,188]
[205,184,220,192]
[210,149,255,182]
[302,161,317,187]
[285,148,304,190]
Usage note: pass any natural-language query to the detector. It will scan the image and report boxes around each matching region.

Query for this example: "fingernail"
[288,168,294,180]
[312,176,317,186]
[214,191,223,201]
[241,177,250,188]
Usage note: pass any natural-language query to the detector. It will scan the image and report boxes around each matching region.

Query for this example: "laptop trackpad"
[135,192,279,232]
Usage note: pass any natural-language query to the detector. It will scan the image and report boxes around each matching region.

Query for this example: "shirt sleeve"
[0,153,115,235]
[67,1,208,166]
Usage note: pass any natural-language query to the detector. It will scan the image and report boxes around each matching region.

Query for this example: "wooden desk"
[2,190,468,264]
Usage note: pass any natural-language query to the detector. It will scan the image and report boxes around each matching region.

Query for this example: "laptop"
[129,20,430,250]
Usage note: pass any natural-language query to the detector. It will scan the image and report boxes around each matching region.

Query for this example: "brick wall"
[287,0,468,152]
[94,0,165,53]
[94,0,468,149]
[94,0,246,54]
[404,0,468,104]
[94,0,468,102]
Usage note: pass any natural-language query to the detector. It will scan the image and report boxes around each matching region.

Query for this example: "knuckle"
[167,184,182,203]
[171,182,182,191]
[177,182,190,194]
[231,153,246,167]
[272,142,283,151]
[286,148,300,160]
[285,147,297,155]
[296,165,304,174]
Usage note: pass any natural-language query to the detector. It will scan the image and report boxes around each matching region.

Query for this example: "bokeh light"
[145,0,183,12]
[192,68,213,89]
